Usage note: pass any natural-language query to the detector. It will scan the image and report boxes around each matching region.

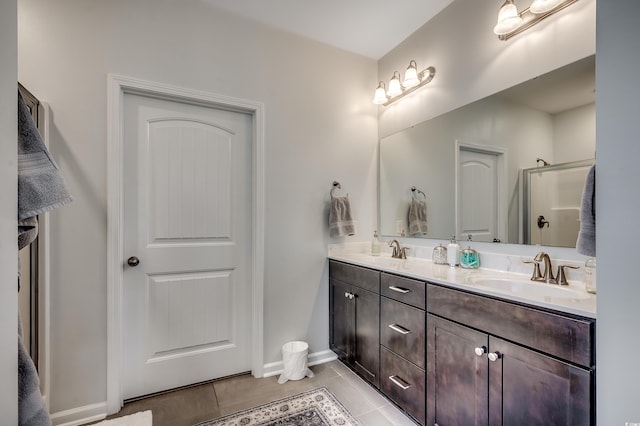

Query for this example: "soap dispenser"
[447,235,461,267]
[432,243,448,265]
[460,234,480,269]
[371,230,381,256]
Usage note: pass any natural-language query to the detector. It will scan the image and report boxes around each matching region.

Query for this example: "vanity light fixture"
[493,0,579,40]
[373,60,436,106]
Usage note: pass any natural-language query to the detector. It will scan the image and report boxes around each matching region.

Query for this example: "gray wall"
[18,0,378,415]
[0,0,18,421]
[596,0,640,423]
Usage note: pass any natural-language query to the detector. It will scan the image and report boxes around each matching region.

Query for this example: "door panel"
[489,336,592,426]
[148,119,232,241]
[329,279,353,361]
[459,149,498,242]
[427,314,489,426]
[353,287,380,385]
[123,94,252,399]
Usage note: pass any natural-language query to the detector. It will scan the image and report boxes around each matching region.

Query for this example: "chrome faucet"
[388,239,408,259]
[523,251,580,285]
[534,251,555,283]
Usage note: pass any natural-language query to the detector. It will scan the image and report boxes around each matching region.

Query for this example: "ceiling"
[200,0,455,59]
[496,55,595,114]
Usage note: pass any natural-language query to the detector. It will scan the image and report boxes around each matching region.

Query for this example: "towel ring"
[411,186,427,200]
[331,181,348,199]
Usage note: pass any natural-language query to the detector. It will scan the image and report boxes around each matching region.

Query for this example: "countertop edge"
[328,253,596,319]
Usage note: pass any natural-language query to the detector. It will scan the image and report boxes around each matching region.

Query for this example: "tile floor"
[97,360,418,425]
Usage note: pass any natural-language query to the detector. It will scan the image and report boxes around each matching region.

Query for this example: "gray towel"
[18,91,72,221]
[17,90,63,426]
[18,316,51,426]
[576,164,596,256]
[408,198,428,235]
[329,196,355,237]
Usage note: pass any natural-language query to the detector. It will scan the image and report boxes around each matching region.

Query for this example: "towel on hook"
[408,198,428,236]
[576,164,596,256]
[19,315,51,426]
[329,196,356,237]
[18,91,72,222]
[17,90,68,426]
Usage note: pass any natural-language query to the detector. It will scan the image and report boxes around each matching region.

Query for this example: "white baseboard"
[262,349,338,378]
[51,401,107,426]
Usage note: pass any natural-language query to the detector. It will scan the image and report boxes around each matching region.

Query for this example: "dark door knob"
[127,256,140,267]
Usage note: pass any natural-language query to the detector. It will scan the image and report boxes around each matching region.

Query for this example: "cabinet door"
[353,287,380,386]
[427,314,489,426]
[488,336,592,426]
[329,279,353,362]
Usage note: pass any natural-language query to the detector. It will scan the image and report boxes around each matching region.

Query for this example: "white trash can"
[277,341,315,384]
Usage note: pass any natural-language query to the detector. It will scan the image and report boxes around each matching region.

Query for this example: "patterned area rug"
[195,387,360,426]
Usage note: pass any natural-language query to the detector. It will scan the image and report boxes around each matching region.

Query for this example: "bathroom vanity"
[328,254,595,426]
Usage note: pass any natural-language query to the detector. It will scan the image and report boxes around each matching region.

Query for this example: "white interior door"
[122,93,252,399]
[458,149,499,242]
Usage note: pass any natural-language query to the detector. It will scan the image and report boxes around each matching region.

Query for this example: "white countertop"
[329,250,596,319]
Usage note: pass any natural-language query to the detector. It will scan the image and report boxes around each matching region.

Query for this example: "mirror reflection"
[379,55,595,247]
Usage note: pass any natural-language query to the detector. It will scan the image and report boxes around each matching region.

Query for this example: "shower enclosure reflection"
[522,159,594,247]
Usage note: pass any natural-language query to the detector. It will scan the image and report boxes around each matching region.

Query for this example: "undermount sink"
[471,278,590,301]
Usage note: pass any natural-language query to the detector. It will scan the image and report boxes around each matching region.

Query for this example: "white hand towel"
[329,196,355,237]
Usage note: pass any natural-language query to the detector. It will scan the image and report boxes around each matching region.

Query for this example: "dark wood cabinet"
[380,272,427,425]
[329,260,380,387]
[329,260,596,426]
[427,284,595,426]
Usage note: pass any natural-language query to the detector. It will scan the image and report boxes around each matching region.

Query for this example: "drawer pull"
[389,375,412,390]
[388,324,411,335]
[389,286,411,294]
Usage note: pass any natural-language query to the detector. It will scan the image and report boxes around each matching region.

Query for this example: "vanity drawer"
[380,297,425,368]
[380,346,426,425]
[426,283,595,367]
[381,273,425,309]
[329,260,380,293]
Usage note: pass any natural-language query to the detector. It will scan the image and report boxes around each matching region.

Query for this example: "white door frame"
[106,74,265,414]
[454,140,508,243]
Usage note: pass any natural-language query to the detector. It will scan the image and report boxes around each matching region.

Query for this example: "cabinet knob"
[488,352,502,362]
[474,346,487,357]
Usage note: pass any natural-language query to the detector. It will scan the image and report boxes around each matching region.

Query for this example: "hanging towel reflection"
[576,164,596,256]
[408,196,428,236]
